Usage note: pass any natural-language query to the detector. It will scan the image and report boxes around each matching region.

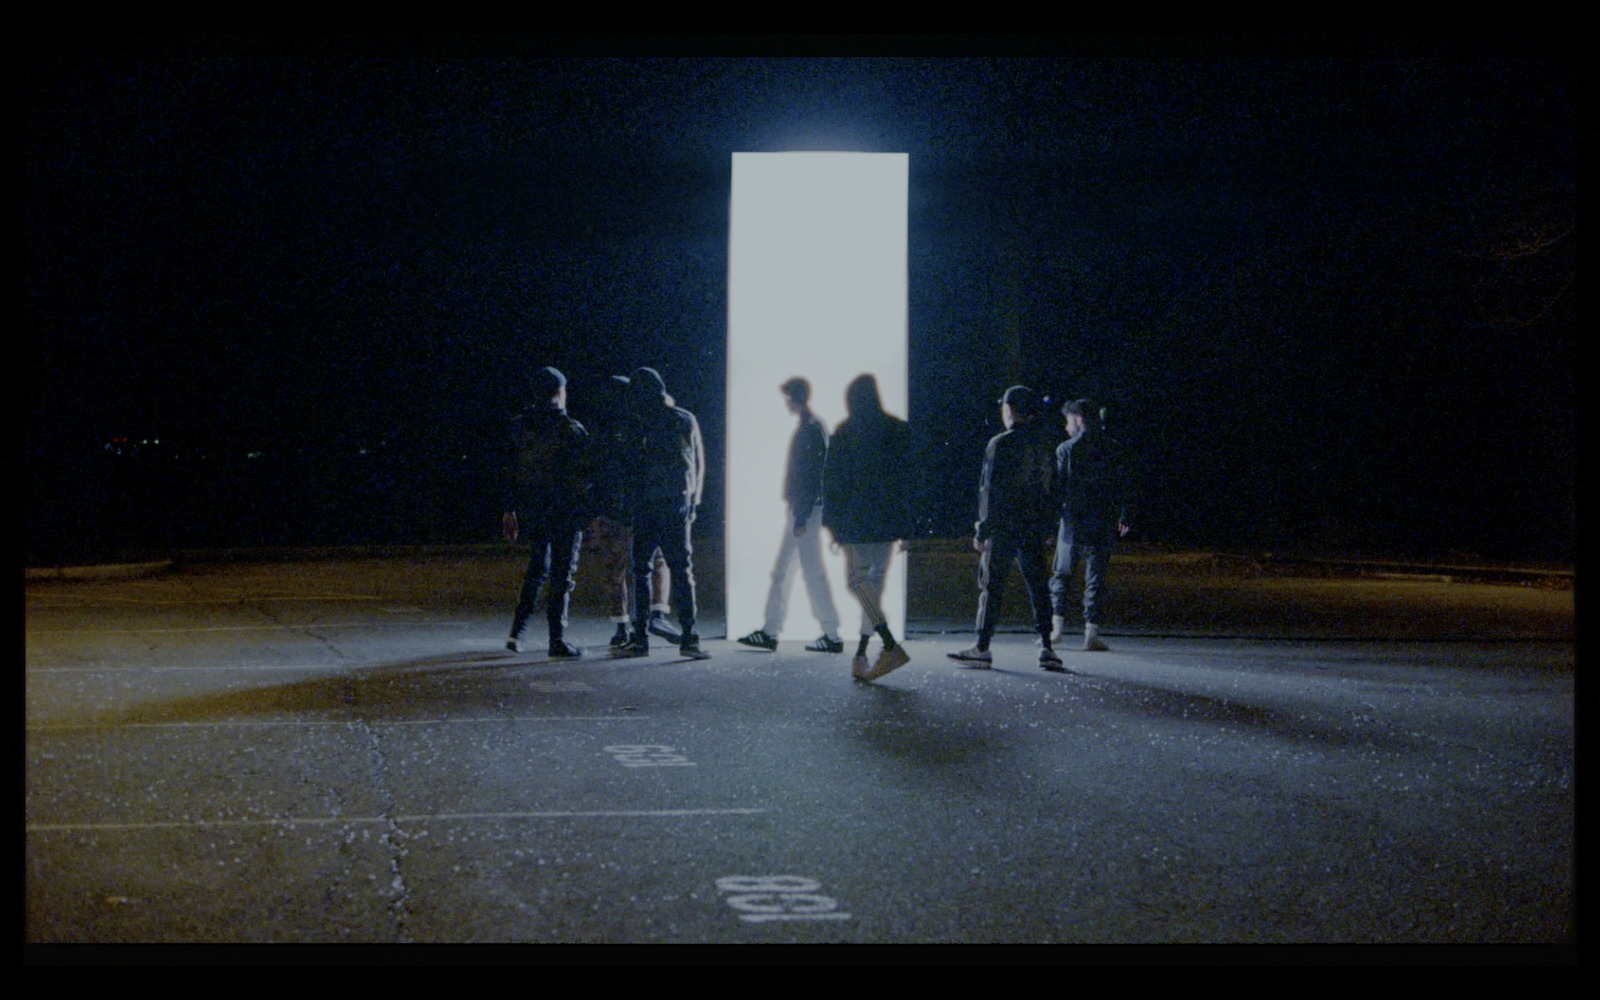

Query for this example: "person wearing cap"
[502,365,591,659]
[614,366,711,661]
[822,373,916,681]
[736,377,844,654]
[948,385,1064,671]
[587,374,679,649]
[1050,398,1132,652]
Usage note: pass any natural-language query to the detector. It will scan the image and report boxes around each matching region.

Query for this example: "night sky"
[22,37,1580,564]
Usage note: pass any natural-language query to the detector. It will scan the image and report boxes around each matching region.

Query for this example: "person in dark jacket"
[737,377,844,653]
[948,385,1065,671]
[502,366,591,659]
[1050,398,1132,651]
[822,373,915,682]
[587,374,678,648]
[615,367,711,660]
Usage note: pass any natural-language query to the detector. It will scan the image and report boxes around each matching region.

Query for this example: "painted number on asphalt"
[714,875,851,923]
[603,744,695,768]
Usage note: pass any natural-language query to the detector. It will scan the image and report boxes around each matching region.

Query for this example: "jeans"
[510,518,585,643]
[1050,524,1112,626]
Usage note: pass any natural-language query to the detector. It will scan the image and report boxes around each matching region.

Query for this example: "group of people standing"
[503,364,710,662]
[502,365,1128,684]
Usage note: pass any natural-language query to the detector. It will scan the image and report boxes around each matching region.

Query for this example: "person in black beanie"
[502,365,591,659]
[614,367,711,661]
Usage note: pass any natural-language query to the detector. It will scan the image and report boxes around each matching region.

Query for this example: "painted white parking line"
[27,594,384,607]
[27,664,357,674]
[27,808,768,833]
[26,716,649,731]
[27,665,593,676]
[27,622,478,634]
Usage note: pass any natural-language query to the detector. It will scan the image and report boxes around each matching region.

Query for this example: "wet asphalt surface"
[23,548,1574,948]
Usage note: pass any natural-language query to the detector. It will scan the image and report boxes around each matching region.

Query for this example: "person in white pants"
[738,378,844,653]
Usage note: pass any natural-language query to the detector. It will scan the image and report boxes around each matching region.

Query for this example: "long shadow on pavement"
[78,648,642,727]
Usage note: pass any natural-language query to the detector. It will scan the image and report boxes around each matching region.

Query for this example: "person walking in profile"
[948,385,1065,671]
[1051,398,1132,652]
[588,374,679,649]
[615,367,711,661]
[502,366,590,659]
[822,373,915,682]
[737,377,845,655]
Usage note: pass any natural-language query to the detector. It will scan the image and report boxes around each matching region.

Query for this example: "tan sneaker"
[864,644,910,680]
[851,654,871,680]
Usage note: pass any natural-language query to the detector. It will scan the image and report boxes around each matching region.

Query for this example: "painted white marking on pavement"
[27,594,384,607]
[715,876,851,923]
[604,744,696,768]
[27,664,355,674]
[27,622,477,634]
[26,659,556,675]
[27,808,768,833]
[26,716,649,731]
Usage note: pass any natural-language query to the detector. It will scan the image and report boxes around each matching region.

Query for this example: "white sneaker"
[1083,624,1109,652]
[947,645,992,668]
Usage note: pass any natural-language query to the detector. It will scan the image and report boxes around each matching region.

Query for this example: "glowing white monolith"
[726,152,909,642]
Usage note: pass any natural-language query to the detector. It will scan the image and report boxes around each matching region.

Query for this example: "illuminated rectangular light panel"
[726,152,909,641]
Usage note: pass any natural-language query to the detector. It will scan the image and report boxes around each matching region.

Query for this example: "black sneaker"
[616,635,649,658]
[549,640,583,660]
[737,629,779,651]
[804,635,845,653]
[647,612,682,644]
[608,624,630,648]
[506,636,523,653]
[679,634,712,661]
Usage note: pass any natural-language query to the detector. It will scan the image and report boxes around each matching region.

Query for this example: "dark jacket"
[1055,424,1127,545]
[784,409,828,525]
[822,375,915,545]
[974,416,1059,543]
[626,398,706,518]
[505,402,590,523]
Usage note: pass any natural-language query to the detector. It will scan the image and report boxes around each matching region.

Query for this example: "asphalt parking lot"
[24,545,1575,950]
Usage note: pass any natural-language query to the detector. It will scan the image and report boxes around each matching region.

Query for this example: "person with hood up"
[614,366,711,661]
[587,373,679,649]
[822,373,916,682]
